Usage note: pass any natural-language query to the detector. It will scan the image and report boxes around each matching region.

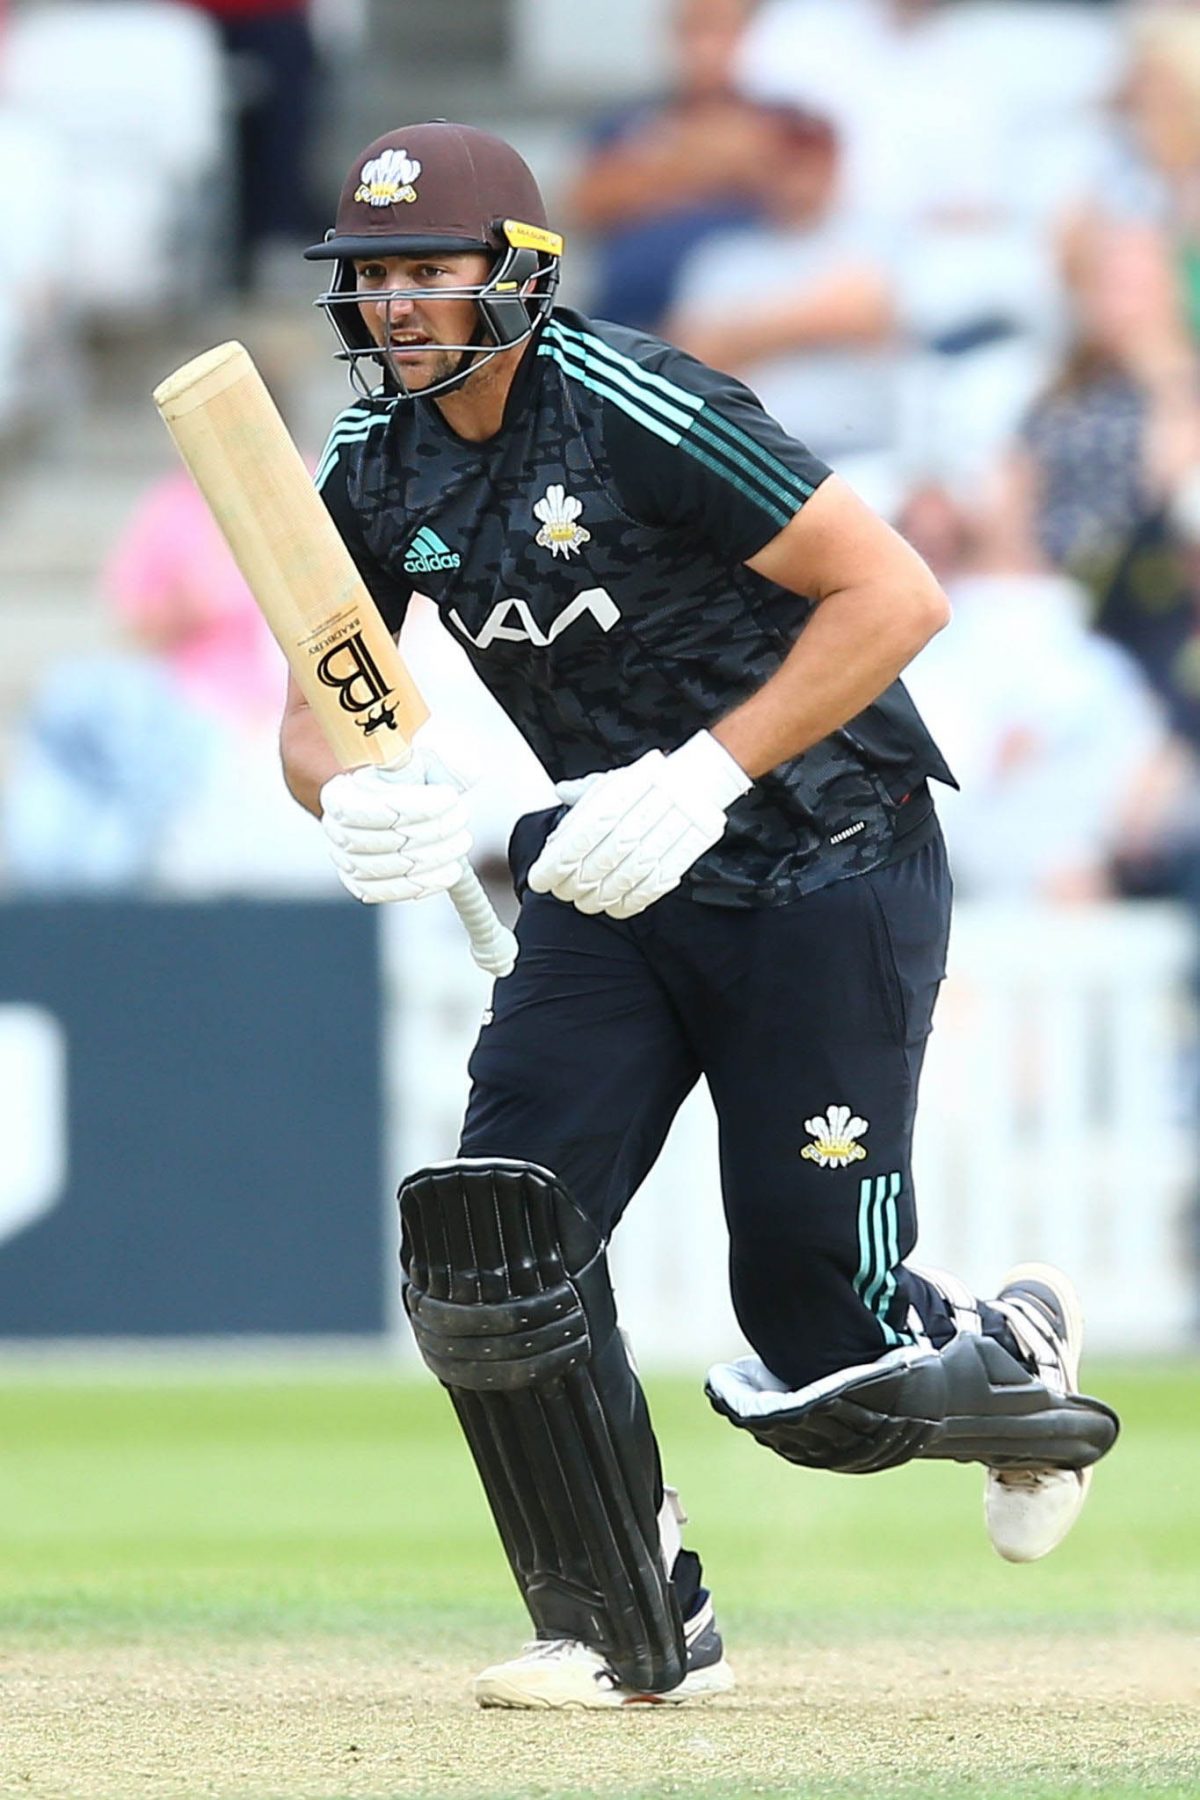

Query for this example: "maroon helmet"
[305,121,562,400]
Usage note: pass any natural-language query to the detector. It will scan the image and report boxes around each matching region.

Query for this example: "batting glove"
[527,729,752,919]
[320,744,474,905]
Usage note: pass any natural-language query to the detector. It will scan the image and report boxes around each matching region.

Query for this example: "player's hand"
[320,745,473,905]
[527,730,752,919]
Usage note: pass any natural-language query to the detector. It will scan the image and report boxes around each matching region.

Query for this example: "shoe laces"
[995,1293,1068,1392]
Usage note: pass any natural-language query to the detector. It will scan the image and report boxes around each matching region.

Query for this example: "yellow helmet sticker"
[503,219,565,256]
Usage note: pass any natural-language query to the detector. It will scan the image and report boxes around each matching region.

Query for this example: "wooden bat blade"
[153,340,428,767]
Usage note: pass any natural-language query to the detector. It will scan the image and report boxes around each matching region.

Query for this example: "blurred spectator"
[1,468,330,896]
[736,0,1122,230]
[666,107,900,507]
[1102,7,1200,340]
[0,106,72,435]
[900,475,1178,904]
[177,0,320,293]
[564,0,778,330]
[726,0,1118,493]
[1011,220,1200,748]
[0,651,218,894]
[888,104,1066,492]
[103,469,284,732]
[0,1,226,321]
[735,0,968,226]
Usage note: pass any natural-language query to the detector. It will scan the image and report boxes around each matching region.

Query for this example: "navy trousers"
[461,815,962,1388]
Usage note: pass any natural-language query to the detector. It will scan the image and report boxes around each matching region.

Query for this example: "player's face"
[354,252,492,391]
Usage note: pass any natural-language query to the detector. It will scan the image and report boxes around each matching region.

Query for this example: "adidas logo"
[404,527,461,574]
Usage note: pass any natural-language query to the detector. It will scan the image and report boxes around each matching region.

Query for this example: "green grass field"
[0,1358,1197,1800]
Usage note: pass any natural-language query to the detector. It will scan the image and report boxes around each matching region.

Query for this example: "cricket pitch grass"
[0,1361,1196,1800]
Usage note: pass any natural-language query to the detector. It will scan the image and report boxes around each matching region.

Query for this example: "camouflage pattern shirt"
[316,306,955,907]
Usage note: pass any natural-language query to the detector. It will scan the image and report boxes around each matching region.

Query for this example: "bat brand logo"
[362,701,398,736]
[314,631,400,734]
[449,586,620,650]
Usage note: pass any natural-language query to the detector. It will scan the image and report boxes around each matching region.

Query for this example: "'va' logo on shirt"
[404,527,461,575]
[450,586,620,650]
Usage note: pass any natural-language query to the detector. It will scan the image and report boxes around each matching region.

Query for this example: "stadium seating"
[2,1,230,317]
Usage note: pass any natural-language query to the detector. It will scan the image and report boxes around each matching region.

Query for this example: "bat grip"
[448,866,518,979]
[376,754,517,979]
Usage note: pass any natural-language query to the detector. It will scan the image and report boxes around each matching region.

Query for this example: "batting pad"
[706,1335,1119,1475]
[399,1157,686,1694]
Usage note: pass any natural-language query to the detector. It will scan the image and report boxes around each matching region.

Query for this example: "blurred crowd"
[3,0,1200,918]
[566,0,1200,913]
[0,0,358,896]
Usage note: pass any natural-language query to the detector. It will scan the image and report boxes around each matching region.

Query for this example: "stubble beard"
[384,344,461,393]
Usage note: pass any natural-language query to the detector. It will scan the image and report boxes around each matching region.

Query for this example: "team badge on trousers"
[801,1104,869,1167]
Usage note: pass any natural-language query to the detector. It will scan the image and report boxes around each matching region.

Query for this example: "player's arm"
[271,428,476,909]
[712,476,950,778]
[527,494,947,921]
[528,355,946,921]
[281,670,341,817]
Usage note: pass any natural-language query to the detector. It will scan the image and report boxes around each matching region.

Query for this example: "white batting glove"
[527,730,752,919]
[320,744,473,905]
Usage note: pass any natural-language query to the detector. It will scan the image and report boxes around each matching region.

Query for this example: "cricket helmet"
[304,120,562,400]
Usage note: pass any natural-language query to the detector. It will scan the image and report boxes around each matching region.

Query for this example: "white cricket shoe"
[473,1592,735,1709]
[986,1263,1092,1563]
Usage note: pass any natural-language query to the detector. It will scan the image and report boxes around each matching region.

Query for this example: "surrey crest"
[355,148,421,207]
[801,1104,869,1168]
[534,485,592,560]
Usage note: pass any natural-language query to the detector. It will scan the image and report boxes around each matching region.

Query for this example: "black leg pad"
[706,1335,1119,1475]
[399,1157,686,1694]
[918,1333,1120,1469]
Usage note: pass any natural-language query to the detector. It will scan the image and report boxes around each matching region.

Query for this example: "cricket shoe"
[472,1591,735,1709]
[986,1263,1096,1563]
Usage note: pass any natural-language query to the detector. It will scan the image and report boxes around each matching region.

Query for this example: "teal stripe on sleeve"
[698,406,817,500]
[544,320,704,418]
[314,410,388,490]
[541,324,697,433]
[686,411,811,518]
[673,435,794,528]
[536,342,684,447]
[544,320,815,517]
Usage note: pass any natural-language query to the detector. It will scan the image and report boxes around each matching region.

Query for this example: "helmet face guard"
[305,122,563,403]
[313,222,561,401]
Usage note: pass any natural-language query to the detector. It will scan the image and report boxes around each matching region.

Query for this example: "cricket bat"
[152,340,516,978]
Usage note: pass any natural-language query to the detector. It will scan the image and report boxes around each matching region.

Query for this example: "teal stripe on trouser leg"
[854,1175,877,1308]
[856,1172,910,1347]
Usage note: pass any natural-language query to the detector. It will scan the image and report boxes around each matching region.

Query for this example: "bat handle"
[375,754,517,978]
[448,866,518,978]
